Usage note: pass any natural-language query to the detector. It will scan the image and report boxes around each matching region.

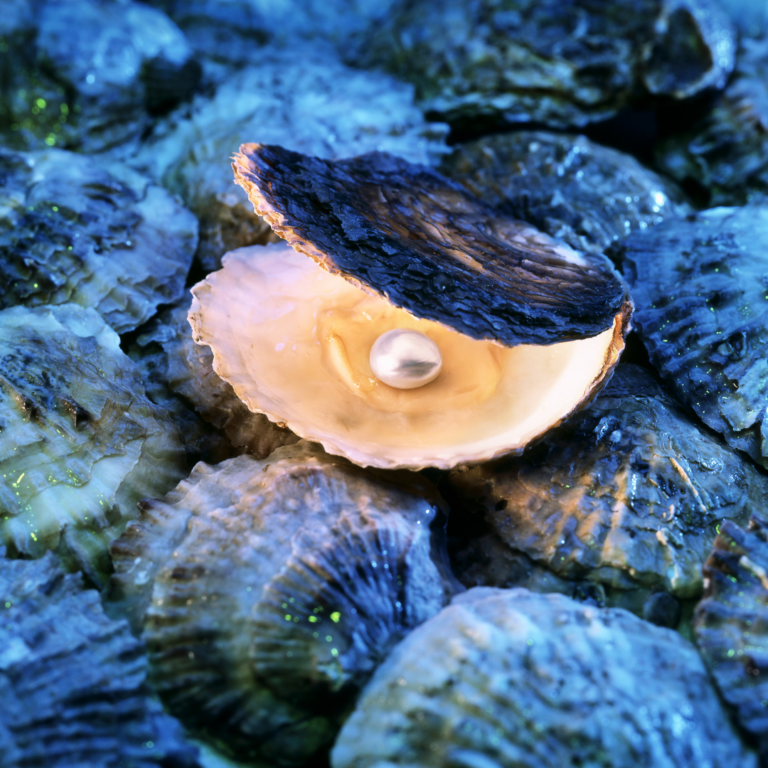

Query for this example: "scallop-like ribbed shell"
[0,148,197,333]
[0,553,201,768]
[333,587,755,768]
[695,514,768,762]
[0,303,186,585]
[106,442,458,766]
[445,365,768,601]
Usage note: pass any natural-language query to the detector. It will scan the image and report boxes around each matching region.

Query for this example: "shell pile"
[5,0,768,766]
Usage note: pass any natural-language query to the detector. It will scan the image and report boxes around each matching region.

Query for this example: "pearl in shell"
[369,329,442,389]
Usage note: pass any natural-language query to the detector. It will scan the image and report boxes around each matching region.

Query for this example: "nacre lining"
[369,329,442,389]
[191,243,619,469]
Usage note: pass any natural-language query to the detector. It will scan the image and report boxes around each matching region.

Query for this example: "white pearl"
[369,329,442,389]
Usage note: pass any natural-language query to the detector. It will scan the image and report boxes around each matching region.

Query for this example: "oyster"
[0,0,200,153]
[352,0,735,131]
[105,442,458,766]
[440,131,692,254]
[332,587,756,768]
[656,36,768,206]
[695,514,768,761]
[620,203,768,469]
[190,146,629,470]
[0,553,201,768]
[0,148,197,333]
[0,304,186,585]
[445,364,768,606]
[132,44,448,271]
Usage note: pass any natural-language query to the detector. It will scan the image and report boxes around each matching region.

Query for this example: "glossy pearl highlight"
[369,329,442,389]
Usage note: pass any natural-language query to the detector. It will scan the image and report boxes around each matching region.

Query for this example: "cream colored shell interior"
[189,243,621,469]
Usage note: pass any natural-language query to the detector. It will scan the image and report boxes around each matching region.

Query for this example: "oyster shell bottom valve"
[189,143,631,469]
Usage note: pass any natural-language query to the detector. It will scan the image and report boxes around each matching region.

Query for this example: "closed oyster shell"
[332,587,755,768]
[620,203,768,469]
[0,148,197,333]
[695,514,768,761]
[656,37,768,206]
[0,553,201,768]
[105,442,458,766]
[0,304,186,585]
[132,44,448,271]
[0,0,199,153]
[352,0,735,131]
[440,131,692,254]
[445,365,768,600]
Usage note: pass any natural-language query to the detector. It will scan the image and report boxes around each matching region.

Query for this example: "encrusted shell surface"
[352,0,735,130]
[445,365,768,600]
[105,442,458,766]
[656,37,768,206]
[620,203,768,469]
[440,131,692,254]
[695,514,768,762]
[132,45,448,271]
[332,587,756,768]
[0,148,197,333]
[0,553,201,768]
[0,304,186,585]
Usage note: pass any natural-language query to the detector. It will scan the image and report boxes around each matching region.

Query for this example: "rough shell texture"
[105,442,458,766]
[0,0,199,153]
[695,514,768,762]
[0,553,201,768]
[440,131,692,255]
[0,148,197,333]
[656,37,768,206]
[352,0,735,130]
[0,304,186,585]
[130,299,298,460]
[620,203,768,470]
[132,44,448,271]
[234,143,628,346]
[332,587,755,768]
[445,365,768,599]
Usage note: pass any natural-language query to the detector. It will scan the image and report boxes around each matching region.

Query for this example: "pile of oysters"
[4,0,768,766]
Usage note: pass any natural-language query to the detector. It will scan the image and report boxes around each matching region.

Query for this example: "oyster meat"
[440,131,692,254]
[0,553,201,768]
[0,304,186,585]
[332,587,756,768]
[620,202,768,469]
[444,365,768,613]
[105,442,458,766]
[0,148,197,333]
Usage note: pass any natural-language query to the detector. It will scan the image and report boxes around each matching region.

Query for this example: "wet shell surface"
[445,365,768,601]
[0,303,186,585]
[656,36,768,206]
[352,0,735,130]
[132,44,448,271]
[0,553,201,768]
[620,203,768,469]
[105,442,458,766]
[332,587,756,768]
[695,514,768,762]
[0,148,198,333]
[440,131,692,254]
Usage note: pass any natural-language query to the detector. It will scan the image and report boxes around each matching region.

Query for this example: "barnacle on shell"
[105,442,458,766]
[189,145,631,470]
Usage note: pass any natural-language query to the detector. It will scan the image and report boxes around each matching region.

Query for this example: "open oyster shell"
[444,365,768,607]
[0,304,186,585]
[332,587,756,768]
[0,553,201,768]
[695,514,768,762]
[351,0,735,131]
[620,203,768,469]
[440,131,692,255]
[105,442,458,766]
[0,148,197,333]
